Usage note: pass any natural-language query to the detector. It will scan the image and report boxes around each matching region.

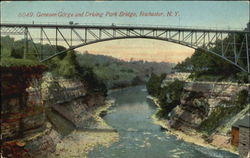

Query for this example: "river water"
[88,86,238,158]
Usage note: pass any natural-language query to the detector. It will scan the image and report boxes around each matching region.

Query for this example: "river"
[88,86,238,158]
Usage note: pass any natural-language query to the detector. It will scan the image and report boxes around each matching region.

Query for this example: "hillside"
[76,52,175,88]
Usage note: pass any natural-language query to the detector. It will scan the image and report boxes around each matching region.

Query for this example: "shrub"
[146,74,185,119]
[146,73,166,97]
[198,89,249,134]
[157,79,185,118]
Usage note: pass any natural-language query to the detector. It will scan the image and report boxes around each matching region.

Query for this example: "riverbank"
[88,85,238,158]
[47,100,119,158]
[43,77,146,157]
[147,96,238,155]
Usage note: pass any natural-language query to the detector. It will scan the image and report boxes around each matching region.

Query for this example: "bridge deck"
[1,23,249,33]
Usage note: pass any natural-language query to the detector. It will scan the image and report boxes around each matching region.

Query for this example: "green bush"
[157,79,185,118]
[174,29,249,83]
[76,66,107,95]
[235,89,249,107]
[146,73,166,97]
[0,57,41,67]
[146,74,185,119]
[198,89,249,134]
[0,36,107,94]
[236,72,249,83]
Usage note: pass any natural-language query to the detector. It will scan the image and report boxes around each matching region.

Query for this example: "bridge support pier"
[245,33,249,74]
[23,27,28,59]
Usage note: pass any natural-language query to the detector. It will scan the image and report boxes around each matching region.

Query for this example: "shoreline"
[47,100,119,158]
[147,95,238,155]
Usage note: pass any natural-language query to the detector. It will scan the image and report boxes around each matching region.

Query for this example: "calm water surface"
[88,86,238,158]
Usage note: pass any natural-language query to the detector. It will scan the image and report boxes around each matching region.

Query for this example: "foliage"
[76,52,138,88]
[235,89,249,106]
[198,106,237,134]
[76,65,107,94]
[146,73,185,119]
[0,57,42,67]
[0,36,107,94]
[146,73,166,97]
[10,46,24,58]
[175,48,240,81]
[236,72,249,83]
[158,80,185,107]
[46,51,77,78]
[0,36,15,58]
[76,52,174,88]
[1,36,61,60]
[198,89,249,134]
[174,26,249,83]
[157,79,185,118]
[45,51,107,94]
[93,63,136,81]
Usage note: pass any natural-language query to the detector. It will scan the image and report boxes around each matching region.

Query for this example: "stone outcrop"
[0,65,61,158]
[41,73,106,129]
[24,124,62,158]
[1,65,47,142]
[164,79,249,131]
[153,73,250,157]
[158,73,250,155]
[1,69,107,158]
[51,93,105,128]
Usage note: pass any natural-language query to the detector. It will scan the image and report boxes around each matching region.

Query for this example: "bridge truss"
[1,23,249,73]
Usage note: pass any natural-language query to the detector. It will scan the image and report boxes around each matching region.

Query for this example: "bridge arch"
[42,36,248,73]
[1,23,249,73]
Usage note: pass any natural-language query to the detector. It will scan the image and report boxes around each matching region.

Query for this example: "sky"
[1,1,249,63]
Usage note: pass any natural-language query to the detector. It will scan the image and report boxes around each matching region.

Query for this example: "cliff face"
[1,66,47,140]
[168,82,248,129]
[1,70,107,157]
[41,74,106,129]
[161,74,249,137]
[25,74,107,157]
[156,73,250,152]
[0,65,61,158]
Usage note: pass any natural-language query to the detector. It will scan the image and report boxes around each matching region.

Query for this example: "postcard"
[1,1,249,158]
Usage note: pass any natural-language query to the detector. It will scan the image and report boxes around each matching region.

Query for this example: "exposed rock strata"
[1,70,109,157]
[165,80,249,131]
[158,73,249,152]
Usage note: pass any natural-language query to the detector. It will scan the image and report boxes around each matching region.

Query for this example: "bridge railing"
[1,21,246,31]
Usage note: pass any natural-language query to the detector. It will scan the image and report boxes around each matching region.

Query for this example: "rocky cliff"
[1,69,108,158]
[41,73,106,129]
[158,73,249,151]
[0,65,61,158]
[167,81,249,130]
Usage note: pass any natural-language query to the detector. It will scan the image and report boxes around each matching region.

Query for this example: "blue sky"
[1,1,249,29]
[1,1,249,63]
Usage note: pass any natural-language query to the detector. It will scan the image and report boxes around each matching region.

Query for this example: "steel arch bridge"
[1,23,249,73]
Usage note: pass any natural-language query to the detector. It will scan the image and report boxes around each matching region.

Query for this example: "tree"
[157,79,185,118]
[146,73,166,97]
[174,29,248,82]
[10,47,24,58]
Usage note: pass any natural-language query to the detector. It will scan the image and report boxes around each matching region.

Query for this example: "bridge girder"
[1,23,249,73]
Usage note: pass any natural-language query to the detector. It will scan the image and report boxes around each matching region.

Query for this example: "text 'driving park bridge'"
[1,23,249,73]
